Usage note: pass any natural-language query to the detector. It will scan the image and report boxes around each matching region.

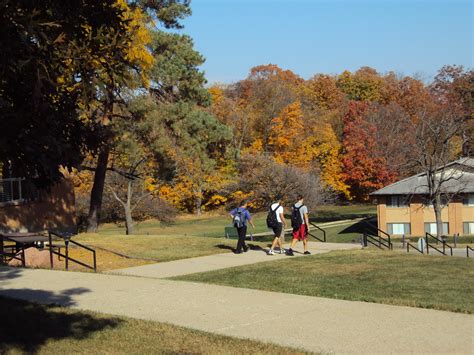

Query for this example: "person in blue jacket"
[230,200,255,254]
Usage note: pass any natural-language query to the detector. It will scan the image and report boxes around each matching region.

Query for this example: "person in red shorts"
[287,194,310,256]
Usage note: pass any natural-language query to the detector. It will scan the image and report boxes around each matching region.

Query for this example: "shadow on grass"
[0,296,122,353]
[338,218,377,235]
[309,213,376,224]
[0,266,121,353]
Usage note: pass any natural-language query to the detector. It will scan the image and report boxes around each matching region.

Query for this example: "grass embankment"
[95,204,376,237]
[65,204,375,271]
[174,249,474,314]
[0,297,305,355]
[71,234,268,271]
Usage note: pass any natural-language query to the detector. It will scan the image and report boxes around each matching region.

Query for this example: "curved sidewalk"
[1,266,472,354]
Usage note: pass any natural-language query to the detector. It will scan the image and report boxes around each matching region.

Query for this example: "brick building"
[371,158,474,236]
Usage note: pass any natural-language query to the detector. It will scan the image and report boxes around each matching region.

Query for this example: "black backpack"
[266,204,280,228]
[291,204,304,230]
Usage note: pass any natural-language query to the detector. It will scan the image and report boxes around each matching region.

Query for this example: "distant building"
[0,175,76,233]
[371,158,474,236]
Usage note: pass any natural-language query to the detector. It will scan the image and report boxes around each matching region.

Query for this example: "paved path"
[0,266,472,354]
[110,242,359,279]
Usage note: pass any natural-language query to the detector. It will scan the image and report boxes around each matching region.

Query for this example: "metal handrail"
[308,222,326,242]
[364,230,392,249]
[363,233,391,249]
[362,221,392,249]
[467,246,473,258]
[425,232,453,256]
[363,221,392,239]
[48,231,97,272]
[407,241,424,254]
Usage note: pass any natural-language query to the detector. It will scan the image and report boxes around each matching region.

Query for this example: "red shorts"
[292,224,308,241]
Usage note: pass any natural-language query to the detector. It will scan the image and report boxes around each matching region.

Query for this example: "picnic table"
[0,232,50,267]
[0,231,97,272]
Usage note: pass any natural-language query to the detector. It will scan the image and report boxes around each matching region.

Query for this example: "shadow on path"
[214,243,270,254]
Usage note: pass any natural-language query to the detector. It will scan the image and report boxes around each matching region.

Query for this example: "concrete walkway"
[0,266,472,354]
[110,242,359,279]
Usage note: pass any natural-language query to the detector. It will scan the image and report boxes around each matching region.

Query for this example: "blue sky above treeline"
[178,0,473,84]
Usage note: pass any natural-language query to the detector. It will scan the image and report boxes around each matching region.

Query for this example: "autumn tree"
[86,0,194,232]
[406,103,467,237]
[209,85,250,159]
[157,102,232,214]
[239,64,303,152]
[342,101,396,200]
[301,74,344,111]
[237,153,330,209]
[336,67,384,102]
[0,0,152,186]
[431,65,473,156]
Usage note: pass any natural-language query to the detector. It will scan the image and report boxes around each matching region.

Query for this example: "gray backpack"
[233,208,244,228]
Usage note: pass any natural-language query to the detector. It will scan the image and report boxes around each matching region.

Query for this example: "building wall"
[409,199,425,236]
[0,179,76,233]
[377,196,387,236]
[377,195,472,236]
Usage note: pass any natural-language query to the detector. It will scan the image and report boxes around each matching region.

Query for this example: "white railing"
[0,178,25,203]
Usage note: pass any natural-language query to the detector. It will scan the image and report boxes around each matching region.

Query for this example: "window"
[463,222,474,235]
[423,195,448,207]
[462,194,474,206]
[424,223,449,235]
[387,223,411,235]
[0,178,25,204]
[387,195,409,208]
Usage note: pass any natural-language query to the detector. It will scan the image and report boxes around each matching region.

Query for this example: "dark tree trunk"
[86,145,110,232]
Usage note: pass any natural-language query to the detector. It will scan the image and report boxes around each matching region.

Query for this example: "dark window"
[387,195,409,207]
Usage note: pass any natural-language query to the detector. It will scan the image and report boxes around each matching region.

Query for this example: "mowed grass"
[94,204,376,237]
[72,234,268,271]
[0,297,306,355]
[173,249,474,314]
[66,205,374,270]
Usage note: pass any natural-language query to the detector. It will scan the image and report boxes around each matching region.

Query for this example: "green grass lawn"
[173,249,474,314]
[0,297,306,355]
[95,204,376,237]
[68,204,374,270]
[75,233,268,267]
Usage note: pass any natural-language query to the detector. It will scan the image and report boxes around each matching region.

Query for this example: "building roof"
[370,157,474,196]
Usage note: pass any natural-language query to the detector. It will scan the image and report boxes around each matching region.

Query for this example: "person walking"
[287,194,311,256]
[266,197,286,255]
[230,200,255,254]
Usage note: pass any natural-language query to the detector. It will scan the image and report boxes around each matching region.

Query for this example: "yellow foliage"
[267,101,350,197]
[203,194,227,209]
[243,139,264,154]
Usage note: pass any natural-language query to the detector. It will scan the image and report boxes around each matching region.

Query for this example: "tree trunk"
[124,180,134,235]
[195,186,202,215]
[86,145,110,232]
[124,206,134,235]
[433,194,444,238]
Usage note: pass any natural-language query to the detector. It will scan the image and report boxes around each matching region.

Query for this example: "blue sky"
[177,0,473,84]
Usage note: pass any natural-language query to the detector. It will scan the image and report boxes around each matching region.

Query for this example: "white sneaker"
[267,249,275,255]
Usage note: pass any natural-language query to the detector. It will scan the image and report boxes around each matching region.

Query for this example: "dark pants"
[236,225,247,252]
